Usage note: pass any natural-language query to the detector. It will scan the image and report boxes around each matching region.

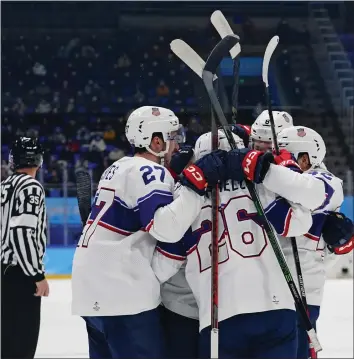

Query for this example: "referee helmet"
[9,137,44,170]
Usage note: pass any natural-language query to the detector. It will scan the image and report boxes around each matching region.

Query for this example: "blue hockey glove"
[225,148,247,182]
[323,212,354,255]
[169,145,194,175]
[181,150,226,195]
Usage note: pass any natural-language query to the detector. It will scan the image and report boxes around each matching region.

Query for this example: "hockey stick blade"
[75,170,92,225]
[262,36,280,153]
[210,10,241,59]
[203,34,240,74]
[170,39,217,80]
[262,36,279,88]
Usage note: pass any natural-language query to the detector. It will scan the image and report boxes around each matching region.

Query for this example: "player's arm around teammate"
[1,137,48,359]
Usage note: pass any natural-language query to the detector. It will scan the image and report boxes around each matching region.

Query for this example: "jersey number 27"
[77,188,115,248]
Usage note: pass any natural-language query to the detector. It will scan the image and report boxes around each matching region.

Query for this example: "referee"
[1,137,49,359]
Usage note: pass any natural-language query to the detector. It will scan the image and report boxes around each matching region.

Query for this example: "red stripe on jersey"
[186,243,198,255]
[98,221,133,236]
[304,233,320,241]
[145,219,154,232]
[281,208,293,237]
[156,247,186,261]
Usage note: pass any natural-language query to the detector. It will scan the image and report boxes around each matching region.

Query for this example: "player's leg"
[1,264,41,359]
[199,315,249,359]
[83,317,112,359]
[160,305,199,358]
[103,307,164,358]
[251,309,297,359]
[296,305,320,359]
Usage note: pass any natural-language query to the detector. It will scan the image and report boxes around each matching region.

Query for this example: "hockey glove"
[225,148,247,182]
[323,211,354,255]
[181,150,226,195]
[169,145,194,177]
[231,124,251,148]
[272,149,302,172]
[241,149,274,183]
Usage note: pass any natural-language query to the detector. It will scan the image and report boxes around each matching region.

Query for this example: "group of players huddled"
[71,105,354,359]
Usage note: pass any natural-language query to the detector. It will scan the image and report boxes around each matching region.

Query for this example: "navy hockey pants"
[199,309,297,359]
[296,305,320,359]
[159,305,199,358]
[83,307,164,359]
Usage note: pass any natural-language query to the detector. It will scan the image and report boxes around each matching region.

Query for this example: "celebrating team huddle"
[71,105,354,359]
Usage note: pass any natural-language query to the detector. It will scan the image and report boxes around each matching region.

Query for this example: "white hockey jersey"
[160,182,198,320]
[280,168,344,306]
[71,156,204,317]
[153,164,324,332]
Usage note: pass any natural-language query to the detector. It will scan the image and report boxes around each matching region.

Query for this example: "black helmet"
[9,137,44,170]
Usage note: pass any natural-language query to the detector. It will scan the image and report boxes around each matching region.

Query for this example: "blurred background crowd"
[1,1,353,246]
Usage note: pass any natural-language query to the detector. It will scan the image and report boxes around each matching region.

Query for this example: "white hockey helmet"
[277,126,326,169]
[194,129,244,161]
[250,110,293,143]
[125,106,183,158]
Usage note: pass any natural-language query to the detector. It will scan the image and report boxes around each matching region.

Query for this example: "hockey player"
[153,129,329,359]
[1,137,49,359]
[159,132,245,359]
[249,110,293,150]
[71,106,230,359]
[277,126,354,359]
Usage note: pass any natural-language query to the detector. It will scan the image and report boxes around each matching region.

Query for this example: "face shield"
[167,125,186,144]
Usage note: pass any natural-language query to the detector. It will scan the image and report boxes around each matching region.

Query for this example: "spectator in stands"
[156,80,169,97]
[52,92,61,111]
[134,86,145,104]
[32,62,47,76]
[67,139,80,153]
[117,53,131,68]
[51,127,67,145]
[1,160,11,181]
[66,98,75,113]
[77,126,91,143]
[46,168,61,185]
[12,98,26,116]
[108,147,125,165]
[36,99,51,114]
[26,127,39,138]
[81,45,95,58]
[89,134,106,152]
[103,125,116,143]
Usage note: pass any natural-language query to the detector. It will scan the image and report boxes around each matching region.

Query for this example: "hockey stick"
[75,170,92,226]
[210,79,220,359]
[202,34,322,354]
[210,10,241,120]
[170,39,240,82]
[262,36,317,359]
[210,10,241,59]
[170,39,217,80]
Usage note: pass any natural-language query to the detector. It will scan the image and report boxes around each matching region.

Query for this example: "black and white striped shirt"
[1,173,47,281]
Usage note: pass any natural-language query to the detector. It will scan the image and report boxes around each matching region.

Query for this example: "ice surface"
[36,279,353,358]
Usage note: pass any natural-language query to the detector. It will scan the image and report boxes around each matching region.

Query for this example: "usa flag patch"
[152,107,160,116]
[297,128,306,137]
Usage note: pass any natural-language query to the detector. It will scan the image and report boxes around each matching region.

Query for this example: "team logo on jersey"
[152,107,160,116]
[93,302,100,311]
[297,128,306,137]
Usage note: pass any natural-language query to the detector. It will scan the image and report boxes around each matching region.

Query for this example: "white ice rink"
[36,279,353,358]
